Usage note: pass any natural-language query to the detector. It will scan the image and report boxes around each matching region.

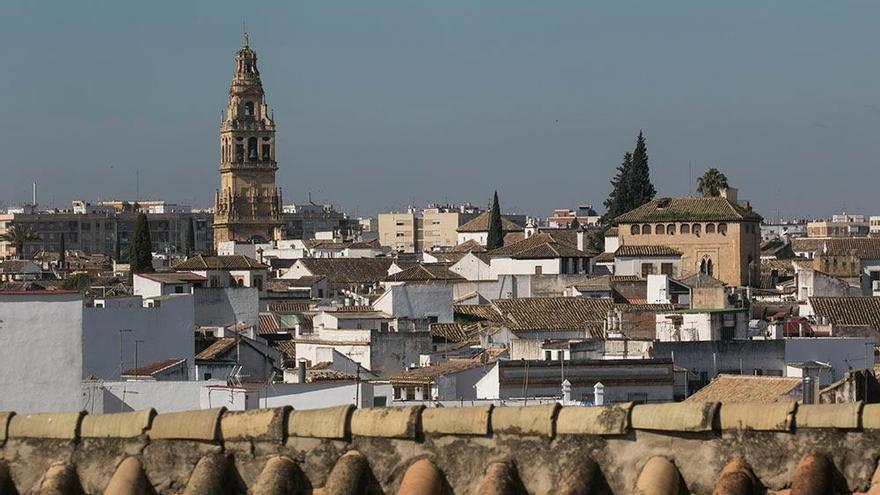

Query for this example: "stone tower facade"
[213,33,283,249]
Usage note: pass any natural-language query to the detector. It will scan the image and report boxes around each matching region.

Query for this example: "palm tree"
[0,225,39,259]
[697,168,729,197]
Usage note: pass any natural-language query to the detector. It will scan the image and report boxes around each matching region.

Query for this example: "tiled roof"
[271,340,296,364]
[615,245,683,257]
[791,237,880,259]
[487,233,591,259]
[615,303,676,312]
[174,254,267,271]
[389,359,487,384]
[456,211,524,233]
[136,272,207,284]
[121,358,186,378]
[613,197,762,224]
[761,259,800,273]
[454,304,503,323]
[195,337,237,361]
[679,272,727,288]
[0,260,40,273]
[449,239,486,253]
[384,264,465,282]
[266,301,313,313]
[810,296,880,331]
[685,374,801,403]
[296,258,394,284]
[594,252,616,263]
[572,275,613,292]
[258,313,282,335]
[332,305,376,313]
[610,275,643,283]
[491,297,613,332]
[429,323,472,343]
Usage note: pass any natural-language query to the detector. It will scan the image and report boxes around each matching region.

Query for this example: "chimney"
[32,181,37,207]
[803,376,814,404]
[297,360,307,384]
[720,187,738,203]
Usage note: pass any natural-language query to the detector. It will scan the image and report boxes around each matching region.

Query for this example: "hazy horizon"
[2,1,879,221]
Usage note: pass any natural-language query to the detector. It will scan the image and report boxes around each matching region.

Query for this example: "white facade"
[0,292,195,413]
[614,255,681,278]
[449,252,493,281]
[489,257,564,278]
[372,285,453,324]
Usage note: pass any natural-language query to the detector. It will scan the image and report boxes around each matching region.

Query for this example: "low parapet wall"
[1,402,879,494]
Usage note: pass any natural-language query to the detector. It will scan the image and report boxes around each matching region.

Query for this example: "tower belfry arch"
[213,33,283,250]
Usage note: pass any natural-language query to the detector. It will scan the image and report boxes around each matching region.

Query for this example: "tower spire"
[243,31,249,47]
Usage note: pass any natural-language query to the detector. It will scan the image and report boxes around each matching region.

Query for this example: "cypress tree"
[602,152,634,222]
[114,239,121,262]
[601,131,656,223]
[129,213,154,273]
[58,233,66,269]
[569,217,581,230]
[629,130,656,207]
[486,191,504,250]
[185,218,195,257]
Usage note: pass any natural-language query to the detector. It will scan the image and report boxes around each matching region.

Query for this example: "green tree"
[569,217,581,230]
[0,225,39,259]
[586,228,605,253]
[128,213,154,273]
[184,218,195,257]
[629,130,656,208]
[602,152,634,222]
[601,131,656,222]
[58,233,66,268]
[486,191,504,250]
[697,168,729,197]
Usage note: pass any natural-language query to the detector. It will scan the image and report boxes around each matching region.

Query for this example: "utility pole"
[134,340,144,373]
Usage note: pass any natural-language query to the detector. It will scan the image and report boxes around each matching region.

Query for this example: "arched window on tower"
[631,225,640,235]
[262,144,271,161]
[700,258,707,274]
[707,259,714,277]
[248,137,258,160]
[244,101,254,117]
[641,224,651,235]
[655,224,665,235]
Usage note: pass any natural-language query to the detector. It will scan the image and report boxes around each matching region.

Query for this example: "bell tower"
[213,33,283,250]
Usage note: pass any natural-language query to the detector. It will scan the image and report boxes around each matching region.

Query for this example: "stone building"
[613,193,762,287]
[213,33,283,249]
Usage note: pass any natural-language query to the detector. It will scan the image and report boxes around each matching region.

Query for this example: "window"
[396,232,405,238]
[174,285,184,294]
[204,373,212,380]
[718,223,727,235]
[395,221,405,226]
[248,137,258,159]
[244,101,254,117]
[692,224,701,236]
[535,266,543,275]
[706,223,716,234]
[707,259,714,276]
[235,144,244,161]
[544,350,552,361]
[631,225,640,235]
[641,263,655,277]
[262,144,271,161]
[641,224,651,235]
[661,263,674,276]
[680,224,690,235]
[666,224,675,235]
[655,224,665,235]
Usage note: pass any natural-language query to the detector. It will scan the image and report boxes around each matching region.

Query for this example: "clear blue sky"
[1,1,878,220]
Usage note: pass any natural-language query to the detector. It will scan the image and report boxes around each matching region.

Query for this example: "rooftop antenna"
[242,20,248,46]
[136,170,140,201]
[688,161,692,196]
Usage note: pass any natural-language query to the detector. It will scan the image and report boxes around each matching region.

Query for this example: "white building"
[0,291,195,413]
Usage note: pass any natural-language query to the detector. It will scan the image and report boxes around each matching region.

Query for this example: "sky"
[1,1,878,220]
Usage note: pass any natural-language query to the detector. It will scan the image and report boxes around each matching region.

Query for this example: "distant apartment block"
[378,204,482,253]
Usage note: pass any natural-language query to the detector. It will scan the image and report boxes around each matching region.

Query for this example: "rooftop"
[295,258,394,284]
[173,254,267,271]
[614,245,683,257]
[456,211,524,233]
[613,196,762,224]
[685,374,802,403]
[487,232,592,258]
[810,296,880,331]
[120,358,186,378]
[384,264,465,282]
[791,237,880,259]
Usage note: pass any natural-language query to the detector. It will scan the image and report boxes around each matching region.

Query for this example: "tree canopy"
[602,131,656,222]
[486,191,504,250]
[129,213,154,273]
[697,168,729,197]
[0,225,39,259]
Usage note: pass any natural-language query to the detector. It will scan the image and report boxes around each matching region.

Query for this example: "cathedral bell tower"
[213,33,283,249]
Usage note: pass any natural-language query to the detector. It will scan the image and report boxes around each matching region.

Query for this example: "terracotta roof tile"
[615,245,683,257]
[457,212,524,233]
[384,264,465,282]
[491,297,613,333]
[266,301,313,313]
[295,258,394,284]
[121,358,186,378]
[685,374,801,403]
[487,233,591,258]
[613,197,762,224]
[791,238,880,259]
[810,296,880,331]
[429,323,473,343]
[195,337,237,360]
